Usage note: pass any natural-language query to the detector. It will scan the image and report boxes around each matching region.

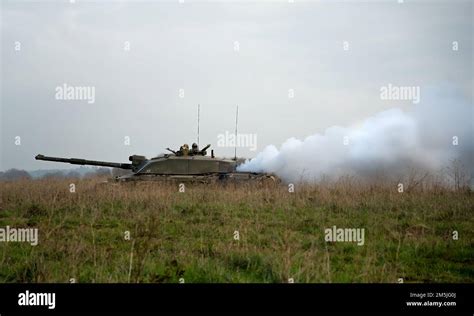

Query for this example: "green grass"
[0,178,472,283]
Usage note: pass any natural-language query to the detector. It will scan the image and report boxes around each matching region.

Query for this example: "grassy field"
[0,177,473,283]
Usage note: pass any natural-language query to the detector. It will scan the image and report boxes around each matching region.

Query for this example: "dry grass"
[0,177,472,283]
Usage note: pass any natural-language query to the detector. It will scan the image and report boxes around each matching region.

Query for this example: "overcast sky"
[1,0,472,171]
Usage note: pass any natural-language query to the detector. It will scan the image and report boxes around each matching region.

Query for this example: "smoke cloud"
[238,89,473,183]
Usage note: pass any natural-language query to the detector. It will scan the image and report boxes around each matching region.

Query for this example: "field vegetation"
[0,175,472,283]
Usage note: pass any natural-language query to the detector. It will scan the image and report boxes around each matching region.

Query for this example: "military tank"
[35,143,277,184]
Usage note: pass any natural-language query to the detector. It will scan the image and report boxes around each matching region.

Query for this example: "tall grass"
[0,177,472,283]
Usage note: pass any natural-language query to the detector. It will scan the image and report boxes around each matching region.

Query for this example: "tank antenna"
[234,105,239,161]
[197,104,200,145]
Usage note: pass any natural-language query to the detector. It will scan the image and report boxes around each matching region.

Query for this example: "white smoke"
[238,89,473,183]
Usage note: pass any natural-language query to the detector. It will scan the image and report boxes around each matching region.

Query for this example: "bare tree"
[0,169,32,181]
[446,159,469,191]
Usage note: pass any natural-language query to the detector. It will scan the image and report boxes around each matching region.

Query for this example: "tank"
[35,143,277,184]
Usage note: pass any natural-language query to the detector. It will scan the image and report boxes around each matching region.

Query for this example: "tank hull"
[114,172,278,184]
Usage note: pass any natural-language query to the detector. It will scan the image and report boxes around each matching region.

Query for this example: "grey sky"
[1,0,472,171]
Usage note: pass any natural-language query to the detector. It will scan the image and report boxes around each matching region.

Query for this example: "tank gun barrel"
[35,154,133,170]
